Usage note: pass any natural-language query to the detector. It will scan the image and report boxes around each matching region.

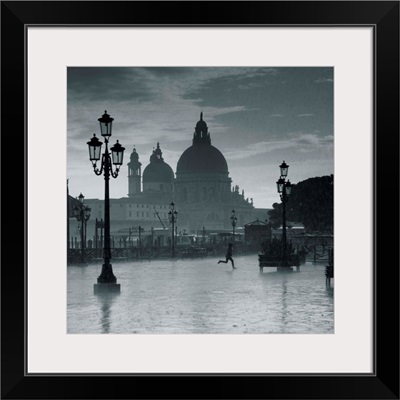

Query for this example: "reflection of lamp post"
[138,226,143,257]
[230,209,237,244]
[151,226,154,247]
[128,226,135,247]
[75,193,91,264]
[128,226,143,253]
[168,202,178,257]
[276,161,293,269]
[87,111,125,293]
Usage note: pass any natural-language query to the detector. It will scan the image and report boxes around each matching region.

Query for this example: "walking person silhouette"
[218,243,236,269]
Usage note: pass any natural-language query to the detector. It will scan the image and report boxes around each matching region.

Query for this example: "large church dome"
[177,145,228,174]
[176,113,228,174]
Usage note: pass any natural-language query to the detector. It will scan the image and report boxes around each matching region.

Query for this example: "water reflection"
[96,292,119,334]
[68,258,334,334]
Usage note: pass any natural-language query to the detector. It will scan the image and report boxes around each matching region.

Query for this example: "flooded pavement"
[67,254,334,334]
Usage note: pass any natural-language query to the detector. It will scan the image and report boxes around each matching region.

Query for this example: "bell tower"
[128,147,142,197]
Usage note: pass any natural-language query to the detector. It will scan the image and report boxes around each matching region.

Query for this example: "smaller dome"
[143,162,174,183]
[143,142,174,183]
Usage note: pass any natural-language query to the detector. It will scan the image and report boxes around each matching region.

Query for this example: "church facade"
[83,114,268,235]
[174,113,257,231]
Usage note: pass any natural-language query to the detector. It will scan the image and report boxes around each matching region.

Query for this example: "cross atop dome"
[193,112,211,145]
[150,141,164,162]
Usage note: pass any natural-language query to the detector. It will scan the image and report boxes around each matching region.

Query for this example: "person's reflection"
[281,275,288,331]
[97,293,118,334]
[325,285,334,299]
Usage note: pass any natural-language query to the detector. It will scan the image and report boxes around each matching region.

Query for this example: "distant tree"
[267,175,333,233]
[268,203,283,229]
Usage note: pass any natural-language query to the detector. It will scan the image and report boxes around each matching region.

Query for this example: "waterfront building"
[174,112,261,231]
[80,114,269,243]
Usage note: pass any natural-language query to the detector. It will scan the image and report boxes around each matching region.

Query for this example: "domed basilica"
[86,113,267,233]
[175,113,248,230]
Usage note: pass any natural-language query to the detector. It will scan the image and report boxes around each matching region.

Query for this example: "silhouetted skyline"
[68,67,333,208]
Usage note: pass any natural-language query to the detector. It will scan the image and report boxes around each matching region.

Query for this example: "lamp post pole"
[87,111,125,293]
[78,193,85,263]
[84,206,91,255]
[281,185,288,265]
[230,209,237,245]
[67,180,70,251]
[151,226,154,256]
[276,161,293,270]
[168,202,178,257]
[128,227,132,247]
[76,193,90,264]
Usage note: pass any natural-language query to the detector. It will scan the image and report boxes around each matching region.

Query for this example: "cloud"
[224,133,333,161]
[314,78,334,84]
[67,68,261,164]
[296,133,333,145]
[297,114,315,118]
[67,68,259,143]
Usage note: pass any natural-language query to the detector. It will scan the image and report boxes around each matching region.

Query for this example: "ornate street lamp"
[75,193,91,264]
[279,160,289,178]
[87,111,125,293]
[168,202,178,257]
[230,209,237,244]
[276,161,292,270]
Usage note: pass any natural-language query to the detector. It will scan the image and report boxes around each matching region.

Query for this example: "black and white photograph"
[67,67,334,334]
[2,0,399,397]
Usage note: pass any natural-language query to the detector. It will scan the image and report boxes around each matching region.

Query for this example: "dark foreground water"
[67,254,334,334]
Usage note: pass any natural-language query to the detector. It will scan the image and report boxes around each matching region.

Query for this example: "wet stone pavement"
[67,254,334,334]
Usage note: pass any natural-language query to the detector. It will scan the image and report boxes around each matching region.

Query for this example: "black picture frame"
[2,1,399,399]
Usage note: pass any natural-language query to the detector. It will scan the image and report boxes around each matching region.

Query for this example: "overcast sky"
[67,67,333,209]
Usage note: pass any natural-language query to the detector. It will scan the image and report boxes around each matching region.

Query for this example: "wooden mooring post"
[325,248,334,285]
